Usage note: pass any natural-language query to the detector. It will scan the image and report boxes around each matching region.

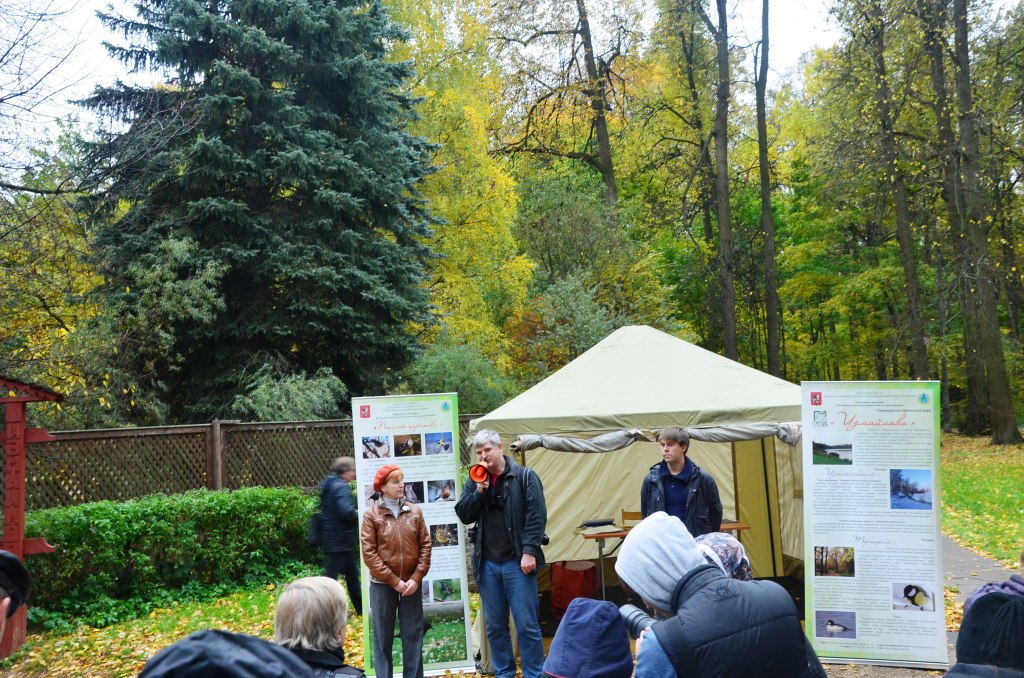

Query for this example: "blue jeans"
[478,559,546,678]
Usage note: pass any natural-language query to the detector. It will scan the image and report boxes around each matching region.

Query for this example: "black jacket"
[455,454,547,578]
[651,564,826,678]
[319,473,358,552]
[640,460,722,537]
[287,647,365,678]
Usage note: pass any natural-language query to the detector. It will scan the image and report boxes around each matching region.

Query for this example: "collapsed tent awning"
[510,423,803,453]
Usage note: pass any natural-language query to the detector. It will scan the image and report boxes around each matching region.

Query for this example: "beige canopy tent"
[469,324,805,579]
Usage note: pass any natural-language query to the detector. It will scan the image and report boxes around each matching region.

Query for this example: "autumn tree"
[490,0,642,208]
[754,0,780,376]
[696,0,738,360]
[385,0,533,375]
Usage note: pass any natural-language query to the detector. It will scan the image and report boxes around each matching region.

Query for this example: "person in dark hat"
[542,597,633,678]
[946,592,1024,677]
[138,629,315,677]
[0,549,31,639]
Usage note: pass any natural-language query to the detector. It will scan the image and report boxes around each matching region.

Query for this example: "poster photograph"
[352,393,473,676]
[802,381,946,670]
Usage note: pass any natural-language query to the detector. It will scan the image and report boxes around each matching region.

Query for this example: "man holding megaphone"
[456,430,548,678]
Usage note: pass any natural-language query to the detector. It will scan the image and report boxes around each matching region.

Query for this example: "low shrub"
[24,487,320,631]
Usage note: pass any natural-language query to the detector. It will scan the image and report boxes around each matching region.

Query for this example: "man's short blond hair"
[273,576,348,651]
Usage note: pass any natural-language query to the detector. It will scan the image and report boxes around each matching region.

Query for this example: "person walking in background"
[455,429,548,678]
[361,464,431,678]
[320,456,362,617]
[274,576,365,677]
[640,427,722,538]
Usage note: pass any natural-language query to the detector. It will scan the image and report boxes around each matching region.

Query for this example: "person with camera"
[615,512,826,678]
[455,429,548,678]
[640,427,722,538]
[319,456,362,617]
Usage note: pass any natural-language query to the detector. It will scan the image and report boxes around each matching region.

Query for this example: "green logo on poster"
[919,393,929,404]
[442,402,450,412]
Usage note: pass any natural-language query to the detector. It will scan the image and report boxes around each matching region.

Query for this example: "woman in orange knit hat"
[360,464,431,678]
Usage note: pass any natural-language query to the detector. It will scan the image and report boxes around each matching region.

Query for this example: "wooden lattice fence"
[3,415,477,511]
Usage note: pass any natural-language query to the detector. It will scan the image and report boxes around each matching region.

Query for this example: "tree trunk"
[697,0,737,360]
[755,0,780,376]
[576,0,618,208]
[917,0,988,433]
[953,0,1021,443]
[865,0,929,380]
[680,18,723,352]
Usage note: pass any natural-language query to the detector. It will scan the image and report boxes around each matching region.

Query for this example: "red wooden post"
[0,377,62,658]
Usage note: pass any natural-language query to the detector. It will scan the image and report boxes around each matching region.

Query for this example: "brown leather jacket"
[360,501,431,588]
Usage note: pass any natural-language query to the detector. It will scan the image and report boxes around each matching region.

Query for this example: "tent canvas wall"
[469,325,805,579]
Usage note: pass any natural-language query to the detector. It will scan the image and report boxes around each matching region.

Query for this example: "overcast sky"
[24,0,843,148]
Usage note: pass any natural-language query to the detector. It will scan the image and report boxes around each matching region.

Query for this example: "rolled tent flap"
[511,423,803,452]
[511,429,649,453]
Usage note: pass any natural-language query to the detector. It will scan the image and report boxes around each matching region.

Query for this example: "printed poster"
[352,393,473,677]
[802,381,946,669]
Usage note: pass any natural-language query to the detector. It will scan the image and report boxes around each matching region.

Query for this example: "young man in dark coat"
[640,427,722,538]
[320,456,362,616]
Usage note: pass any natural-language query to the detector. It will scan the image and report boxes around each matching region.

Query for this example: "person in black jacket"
[639,427,722,538]
[140,629,315,678]
[455,429,547,678]
[320,456,362,616]
[274,576,365,677]
[615,512,826,678]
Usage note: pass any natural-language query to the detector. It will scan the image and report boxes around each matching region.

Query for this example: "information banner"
[352,393,474,677]
[801,381,946,669]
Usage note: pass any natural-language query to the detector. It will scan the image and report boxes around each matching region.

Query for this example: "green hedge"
[24,487,320,630]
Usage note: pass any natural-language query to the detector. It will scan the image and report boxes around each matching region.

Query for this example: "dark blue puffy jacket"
[319,473,358,552]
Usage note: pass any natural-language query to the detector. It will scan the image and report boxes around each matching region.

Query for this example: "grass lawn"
[2,433,1021,676]
[940,435,1024,567]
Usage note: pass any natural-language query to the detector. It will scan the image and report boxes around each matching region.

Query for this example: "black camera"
[620,603,655,640]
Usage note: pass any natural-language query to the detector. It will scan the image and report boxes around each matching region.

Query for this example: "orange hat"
[373,464,402,493]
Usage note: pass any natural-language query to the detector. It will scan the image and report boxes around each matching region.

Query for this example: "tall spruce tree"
[81,0,435,421]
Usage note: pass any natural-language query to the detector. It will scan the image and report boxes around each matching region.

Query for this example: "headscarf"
[695,532,753,581]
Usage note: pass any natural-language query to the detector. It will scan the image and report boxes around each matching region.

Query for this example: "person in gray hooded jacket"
[615,512,826,678]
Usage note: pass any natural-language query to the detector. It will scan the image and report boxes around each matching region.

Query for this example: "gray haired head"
[471,429,501,448]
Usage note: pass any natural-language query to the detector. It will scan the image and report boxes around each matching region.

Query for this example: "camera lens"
[619,603,655,640]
